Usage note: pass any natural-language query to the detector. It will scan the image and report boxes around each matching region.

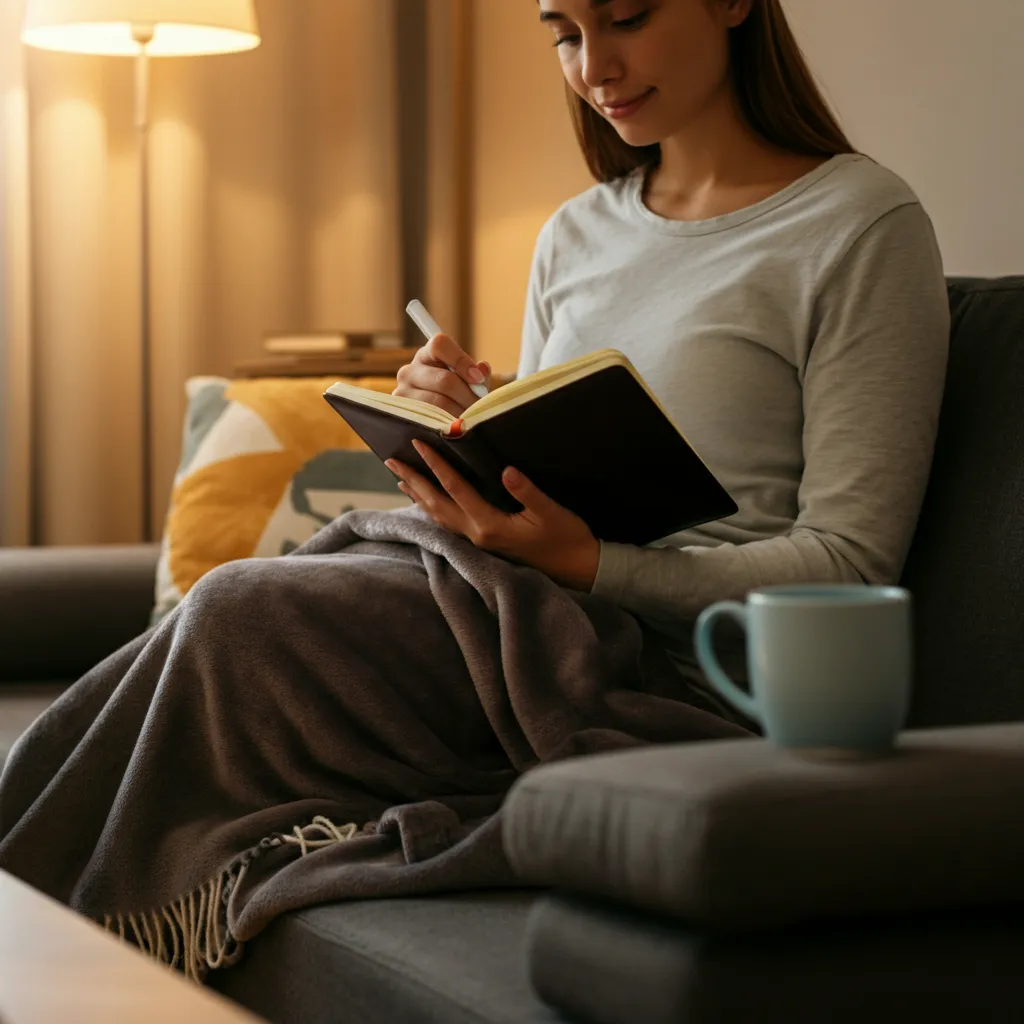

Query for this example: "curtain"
[0,0,33,546]
[1,0,461,546]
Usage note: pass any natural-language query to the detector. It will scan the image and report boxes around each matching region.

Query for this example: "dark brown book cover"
[323,364,737,546]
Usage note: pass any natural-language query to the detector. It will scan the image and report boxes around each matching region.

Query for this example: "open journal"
[323,348,737,546]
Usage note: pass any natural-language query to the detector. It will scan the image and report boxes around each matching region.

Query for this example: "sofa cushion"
[527,893,1024,1024]
[211,891,558,1024]
[503,723,1024,933]
[901,277,1024,726]
[153,375,410,623]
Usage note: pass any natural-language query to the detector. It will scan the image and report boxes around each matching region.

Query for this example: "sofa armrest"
[0,545,160,683]
[502,725,1024,932]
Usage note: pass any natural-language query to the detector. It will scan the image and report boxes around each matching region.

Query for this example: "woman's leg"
[0,514,748,981]
[0,548,509,922]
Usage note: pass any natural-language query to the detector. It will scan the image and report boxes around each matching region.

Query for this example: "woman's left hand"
[385,440,600,591]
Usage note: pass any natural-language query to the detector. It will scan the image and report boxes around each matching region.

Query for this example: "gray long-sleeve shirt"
[517,154,950,645]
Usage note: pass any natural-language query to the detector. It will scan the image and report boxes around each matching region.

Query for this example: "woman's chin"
[610,123,662,150]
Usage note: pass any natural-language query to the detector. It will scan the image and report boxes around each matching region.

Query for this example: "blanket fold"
[0,508,749,981]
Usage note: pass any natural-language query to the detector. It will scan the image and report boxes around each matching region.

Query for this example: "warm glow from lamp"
[19,0,261,542]
[21,0,261,56]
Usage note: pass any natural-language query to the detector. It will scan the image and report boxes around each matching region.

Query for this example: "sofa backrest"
[902,277,1024,727]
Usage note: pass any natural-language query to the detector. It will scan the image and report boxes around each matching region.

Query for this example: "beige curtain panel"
[0,0,468,546]
[0,0,33,547]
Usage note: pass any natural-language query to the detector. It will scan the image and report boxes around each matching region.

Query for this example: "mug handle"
[694,601,761,724]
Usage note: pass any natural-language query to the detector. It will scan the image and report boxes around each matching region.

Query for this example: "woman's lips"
[600,89,655,120]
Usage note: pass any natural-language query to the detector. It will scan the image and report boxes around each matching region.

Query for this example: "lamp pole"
[21,5,261,543]
[133,24,154,542]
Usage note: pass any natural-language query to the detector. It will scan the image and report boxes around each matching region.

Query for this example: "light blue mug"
[695,585,912,751]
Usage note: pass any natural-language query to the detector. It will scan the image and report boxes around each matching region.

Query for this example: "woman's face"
[539,0,752,148]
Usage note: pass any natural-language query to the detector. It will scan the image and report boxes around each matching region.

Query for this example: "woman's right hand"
[393,334,491,418]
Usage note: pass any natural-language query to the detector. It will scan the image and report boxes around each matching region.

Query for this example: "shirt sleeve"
[517,218,557,379]
[590,202,951,634]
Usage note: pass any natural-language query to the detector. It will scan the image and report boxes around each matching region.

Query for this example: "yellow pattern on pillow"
[153,375,407,624]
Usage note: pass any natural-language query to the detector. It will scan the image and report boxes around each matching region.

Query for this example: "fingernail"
[503,467,521,487]
[468,367,486,384]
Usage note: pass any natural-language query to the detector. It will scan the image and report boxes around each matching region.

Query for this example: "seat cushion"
[528,893,1024,1024]
[0,685,69,769]
[212,891,560,1024]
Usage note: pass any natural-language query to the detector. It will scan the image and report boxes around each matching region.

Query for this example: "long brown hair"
[567,0,856,183]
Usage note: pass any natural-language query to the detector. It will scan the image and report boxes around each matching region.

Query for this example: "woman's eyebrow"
[540,0,614,23]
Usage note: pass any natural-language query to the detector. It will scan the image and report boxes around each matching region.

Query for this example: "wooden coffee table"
[0,869,265,1023]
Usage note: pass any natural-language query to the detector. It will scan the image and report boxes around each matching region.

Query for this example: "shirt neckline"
[626,153,865,237]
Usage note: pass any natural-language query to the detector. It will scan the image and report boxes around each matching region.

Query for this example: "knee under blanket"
[0,508,749,980]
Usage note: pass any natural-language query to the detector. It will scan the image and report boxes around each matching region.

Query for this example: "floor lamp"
[22,0,261,541]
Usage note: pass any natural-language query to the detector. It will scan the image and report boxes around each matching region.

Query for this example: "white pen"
[406,299,489,400]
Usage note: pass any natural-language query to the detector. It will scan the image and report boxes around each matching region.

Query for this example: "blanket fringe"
[102,815,360,983]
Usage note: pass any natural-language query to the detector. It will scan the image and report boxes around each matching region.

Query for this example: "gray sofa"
[1,276,1022,1023]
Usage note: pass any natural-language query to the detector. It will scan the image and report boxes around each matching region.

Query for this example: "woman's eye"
[613,11,651,31]
[551,9,649,47]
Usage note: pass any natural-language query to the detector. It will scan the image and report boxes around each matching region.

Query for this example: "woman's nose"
[579,36,622,88]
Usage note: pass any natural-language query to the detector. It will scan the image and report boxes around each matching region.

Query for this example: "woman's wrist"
[555,537,600,592]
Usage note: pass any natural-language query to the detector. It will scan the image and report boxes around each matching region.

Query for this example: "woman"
[390,0,949,709]
[0,0,948,982]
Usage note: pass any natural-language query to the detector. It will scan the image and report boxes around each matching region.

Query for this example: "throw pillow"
[152,375,410,624]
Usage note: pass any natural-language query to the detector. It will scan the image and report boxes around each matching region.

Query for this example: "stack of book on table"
[234,329,418,378]
[263,330,405,354]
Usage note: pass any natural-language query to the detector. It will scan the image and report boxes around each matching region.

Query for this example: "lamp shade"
[22,0,260,56]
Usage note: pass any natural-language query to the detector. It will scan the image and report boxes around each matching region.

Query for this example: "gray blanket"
[0,508,749,980]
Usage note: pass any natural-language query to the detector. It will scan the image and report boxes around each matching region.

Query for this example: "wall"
[783,0,1024,277]
[470,0,1024,371]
